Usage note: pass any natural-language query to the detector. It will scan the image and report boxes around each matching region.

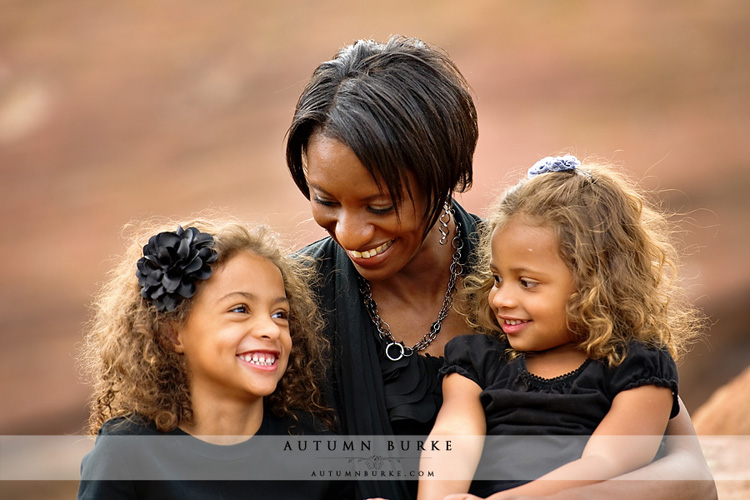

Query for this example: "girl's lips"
[499,318,530,336]
[237,350,280,371]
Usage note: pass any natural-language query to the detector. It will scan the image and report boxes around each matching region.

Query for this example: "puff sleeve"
[440,334,508,390]
[607,342,680,418]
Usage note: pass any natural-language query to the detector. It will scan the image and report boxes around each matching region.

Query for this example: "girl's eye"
[492,275,503,286]
[272,310,290,320]
[230,305,249,314]
[520,279,539,289]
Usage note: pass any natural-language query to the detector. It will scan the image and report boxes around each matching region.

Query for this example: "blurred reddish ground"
[1,1,749,498]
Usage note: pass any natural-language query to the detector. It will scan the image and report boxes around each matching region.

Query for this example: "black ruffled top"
[375,342,444,436]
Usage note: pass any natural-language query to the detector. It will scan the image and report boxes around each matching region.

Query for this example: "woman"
[285,35,715,500]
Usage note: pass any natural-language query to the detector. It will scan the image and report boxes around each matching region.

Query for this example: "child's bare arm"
[502,398,716,500]
[417,373,486,500]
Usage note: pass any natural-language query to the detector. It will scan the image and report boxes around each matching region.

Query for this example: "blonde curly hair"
[462,159,705,366]
[80,217,331,434]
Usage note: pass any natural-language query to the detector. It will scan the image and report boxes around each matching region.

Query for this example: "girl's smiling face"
[488,216,577,353]
[174,251,292,404]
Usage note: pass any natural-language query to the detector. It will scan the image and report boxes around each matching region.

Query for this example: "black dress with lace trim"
[440,333,679,496]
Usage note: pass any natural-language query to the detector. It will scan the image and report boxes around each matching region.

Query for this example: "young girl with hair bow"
[418,156,706,500]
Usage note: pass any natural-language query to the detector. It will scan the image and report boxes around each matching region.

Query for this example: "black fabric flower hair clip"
[136,226,218,312]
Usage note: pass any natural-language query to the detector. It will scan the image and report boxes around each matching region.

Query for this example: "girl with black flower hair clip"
[77,217,351,500]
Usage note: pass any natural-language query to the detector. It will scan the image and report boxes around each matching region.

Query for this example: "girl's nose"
[491,284,516,310]
[254,316,282,340]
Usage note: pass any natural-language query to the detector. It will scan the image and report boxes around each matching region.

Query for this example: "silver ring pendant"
[385,342,406,362]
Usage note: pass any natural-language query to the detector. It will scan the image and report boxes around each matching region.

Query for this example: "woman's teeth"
[238,352,277,366]
[351,240,394,259]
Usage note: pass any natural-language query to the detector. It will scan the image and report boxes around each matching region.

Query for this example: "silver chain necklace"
[358,221,463,362]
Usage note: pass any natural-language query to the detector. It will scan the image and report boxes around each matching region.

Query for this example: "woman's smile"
[348,239,395,260]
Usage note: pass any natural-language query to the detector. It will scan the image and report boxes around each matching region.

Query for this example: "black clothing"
[298,202,481,500]
[77,412,352,500]
[441,334,680,496]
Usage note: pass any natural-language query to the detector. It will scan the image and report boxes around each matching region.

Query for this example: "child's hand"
[443,495,484,500]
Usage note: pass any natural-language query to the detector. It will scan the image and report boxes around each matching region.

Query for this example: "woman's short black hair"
[285,35,478,236]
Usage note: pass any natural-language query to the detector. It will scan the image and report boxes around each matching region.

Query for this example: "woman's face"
[305,133,430,282]
[174,251,292,406]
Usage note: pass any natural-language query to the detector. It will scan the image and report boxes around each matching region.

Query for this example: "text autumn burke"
[282,439,453,452]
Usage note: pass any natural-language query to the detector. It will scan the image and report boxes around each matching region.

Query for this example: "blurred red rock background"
[1,1,748,498]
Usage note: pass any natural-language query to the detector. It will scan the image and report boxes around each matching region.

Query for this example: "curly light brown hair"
[462,159,705,366]
[80,217,331,434]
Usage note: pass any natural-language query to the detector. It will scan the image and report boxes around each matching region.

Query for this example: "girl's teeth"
[351,240,394,259]
[505,319,525,326]
[239,353,276,366]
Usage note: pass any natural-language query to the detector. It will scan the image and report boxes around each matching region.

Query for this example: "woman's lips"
[348,239,395,260]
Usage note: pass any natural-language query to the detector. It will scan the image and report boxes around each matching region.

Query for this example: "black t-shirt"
[77,412,352,500]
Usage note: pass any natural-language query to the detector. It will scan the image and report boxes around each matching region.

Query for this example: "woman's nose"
[333,211,375,250]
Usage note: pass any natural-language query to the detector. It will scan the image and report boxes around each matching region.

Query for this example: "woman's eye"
[313,197,336,207]
[368,205,394,215]
[230,305,249,314]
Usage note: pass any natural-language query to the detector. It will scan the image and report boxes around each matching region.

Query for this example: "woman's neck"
[370,217,457,301]
[365,218,464,353]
